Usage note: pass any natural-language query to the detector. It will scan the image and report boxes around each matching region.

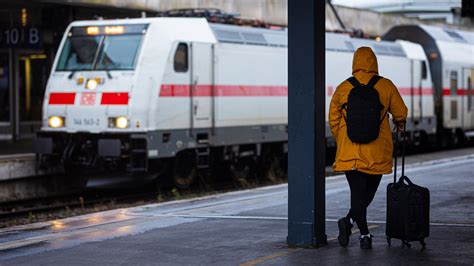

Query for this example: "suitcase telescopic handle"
[393,123,406,184]
[394,126,398,184]
[401,123,406,178]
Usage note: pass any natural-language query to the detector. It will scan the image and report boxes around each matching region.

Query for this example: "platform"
[0,139,56,181]
[0,139,40,181]
[0,152,473,265]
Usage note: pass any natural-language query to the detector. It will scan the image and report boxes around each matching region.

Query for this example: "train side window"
[450,71,457,95]
[468,76,472,111]
[421,61,427,80]
[174,43,188,72]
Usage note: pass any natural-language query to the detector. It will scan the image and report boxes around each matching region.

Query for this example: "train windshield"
[96,35,142,70]
[56,24,147,71]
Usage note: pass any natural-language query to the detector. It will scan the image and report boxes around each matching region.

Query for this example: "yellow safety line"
[240,224,379,266]
[240,250,300,266]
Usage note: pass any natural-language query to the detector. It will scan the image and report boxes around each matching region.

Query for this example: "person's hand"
[396,122,405,133]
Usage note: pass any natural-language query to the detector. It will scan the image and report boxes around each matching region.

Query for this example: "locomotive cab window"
[421,61,427,80]
[450,71,458,95]
[96,35,143,70]
[468,76,472,111]
[56,24,147,71]
[174,43,188,72]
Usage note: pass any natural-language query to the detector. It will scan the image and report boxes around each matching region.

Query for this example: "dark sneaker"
[337,217,353,247]
[360,235,373,249]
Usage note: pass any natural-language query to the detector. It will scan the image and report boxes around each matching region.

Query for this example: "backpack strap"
[367,75,382,88]
[379,109,388,125]
[342,77,358,116]
[347,76,360,87]
[367,75,386,124]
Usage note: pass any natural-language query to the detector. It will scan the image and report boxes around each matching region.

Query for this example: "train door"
[190,42,213,129]
[410,60,423,123]
[462,67,474,130]
[447,69,461,128]
[0,52,11,140]
[15,52,48,139]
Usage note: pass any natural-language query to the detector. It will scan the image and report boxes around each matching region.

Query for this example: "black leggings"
[345,170,382,235]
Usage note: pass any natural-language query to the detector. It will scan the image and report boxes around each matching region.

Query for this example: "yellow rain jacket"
[329,47,408,175]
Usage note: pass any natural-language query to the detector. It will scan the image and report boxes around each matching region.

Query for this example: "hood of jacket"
[352,47,378,75]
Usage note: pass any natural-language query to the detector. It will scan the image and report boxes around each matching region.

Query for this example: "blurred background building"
[332,0,469,25]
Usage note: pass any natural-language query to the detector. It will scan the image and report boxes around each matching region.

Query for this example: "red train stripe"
[442,88,474,96]
[397,88,434,96]
[101,92,129,105]
[216,85,288,96]
[49,93,76,105]
[327,87,474,97]
[159,85,288,97]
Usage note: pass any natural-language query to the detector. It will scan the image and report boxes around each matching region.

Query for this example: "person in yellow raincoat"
[329,47,408,249]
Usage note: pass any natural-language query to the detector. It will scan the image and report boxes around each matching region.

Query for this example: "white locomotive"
[33,18,288,187]
[33,18,473,187]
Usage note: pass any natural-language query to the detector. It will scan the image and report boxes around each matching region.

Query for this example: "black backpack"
[342,75,387,144]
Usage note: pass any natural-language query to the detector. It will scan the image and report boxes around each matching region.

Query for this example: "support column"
[287,0,327,247]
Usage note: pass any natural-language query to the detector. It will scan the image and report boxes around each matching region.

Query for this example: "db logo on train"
[80,92,96,106]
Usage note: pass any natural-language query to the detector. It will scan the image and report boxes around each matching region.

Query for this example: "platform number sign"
[0,27,42,48]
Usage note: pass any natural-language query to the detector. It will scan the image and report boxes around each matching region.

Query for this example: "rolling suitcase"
[386,126,430,248]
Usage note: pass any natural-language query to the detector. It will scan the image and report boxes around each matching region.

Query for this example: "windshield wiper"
[105,69,112,79]
[101,61,117,79]
[68,70,77,79]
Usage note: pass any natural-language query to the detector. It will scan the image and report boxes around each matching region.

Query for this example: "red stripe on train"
[327,87,473,96]
[159,85,288,97]
[397,88,434,96]
[101,92,129,105]
[49,93,76,105]
[442,88,474,96]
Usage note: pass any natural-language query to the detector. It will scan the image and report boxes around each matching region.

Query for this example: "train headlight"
[48,116,64,128]
[86,78,98,90]
[108,116,129,129]
[115,116,128,129]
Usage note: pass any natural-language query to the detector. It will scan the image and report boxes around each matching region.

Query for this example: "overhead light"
[21,8,27,27]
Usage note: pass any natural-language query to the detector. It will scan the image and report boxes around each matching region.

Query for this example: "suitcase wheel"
[402,240,411,248]
[420,239,426,249]
[386,237,391,246]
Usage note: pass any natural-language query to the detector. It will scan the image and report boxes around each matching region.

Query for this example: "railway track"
[0,172,281,227]
[0,191,158,220]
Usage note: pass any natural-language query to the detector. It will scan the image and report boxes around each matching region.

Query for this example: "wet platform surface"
[0,152,473,265]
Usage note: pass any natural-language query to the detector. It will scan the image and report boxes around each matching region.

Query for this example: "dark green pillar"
[287,0,327,247]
